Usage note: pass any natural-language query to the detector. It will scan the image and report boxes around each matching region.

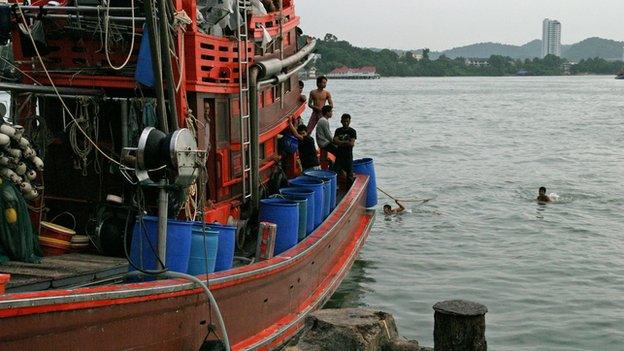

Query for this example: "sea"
[312,76,624,351]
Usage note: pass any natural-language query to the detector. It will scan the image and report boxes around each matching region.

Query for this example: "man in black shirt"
[333,114,357,185]
[289,116,320,171]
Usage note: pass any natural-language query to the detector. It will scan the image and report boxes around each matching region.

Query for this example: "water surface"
[318,76,624,350]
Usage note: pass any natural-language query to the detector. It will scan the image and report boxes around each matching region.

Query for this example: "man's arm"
[288,116,304,140]
[333,129,349,146]
[347,129,357,147]
[395,200,405,213]
[326,91,334,107]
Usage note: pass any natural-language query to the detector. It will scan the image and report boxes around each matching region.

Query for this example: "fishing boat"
[0,0,376,350]
[616,70,624,79]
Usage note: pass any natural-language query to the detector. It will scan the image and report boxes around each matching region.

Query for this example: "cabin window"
[284,77,292,94]
[230,151,242,177]
[215,100,229,144]
[272,85,282,102]
[259,142,266,161]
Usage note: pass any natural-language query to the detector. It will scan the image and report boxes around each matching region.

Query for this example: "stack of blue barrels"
[129,217,237,276]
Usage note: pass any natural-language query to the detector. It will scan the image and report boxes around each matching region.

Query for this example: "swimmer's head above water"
[383,204,392,215]
[537,187,552,203]
[383,200,406,215]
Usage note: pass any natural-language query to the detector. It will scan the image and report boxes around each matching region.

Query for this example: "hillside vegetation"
[314,34,624,77]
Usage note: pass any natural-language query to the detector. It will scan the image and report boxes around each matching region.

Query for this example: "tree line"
[313,34,624,77]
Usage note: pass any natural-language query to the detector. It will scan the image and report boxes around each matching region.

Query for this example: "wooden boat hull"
[0,175,374,351]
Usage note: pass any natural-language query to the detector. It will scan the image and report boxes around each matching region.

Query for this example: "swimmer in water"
[537,187,552,203]
[383,200,406,215]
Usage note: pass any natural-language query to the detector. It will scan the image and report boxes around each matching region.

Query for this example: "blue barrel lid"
[290,177,324,185]
[304,170,337,179]
[281,194,308,202]
[354,158,374,166]
[206,223,236,230]
[280,187,315,195]
[260,198,299,207]
[298,175,328,184]
[136,216,194,226]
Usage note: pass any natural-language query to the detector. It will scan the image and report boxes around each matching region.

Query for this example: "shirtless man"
[537,187,552,203]
[383,200,406,215]
[307,76,333,133]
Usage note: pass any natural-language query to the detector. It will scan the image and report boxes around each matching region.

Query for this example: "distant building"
[327,66,381,80]
[464,58,489,67]
[410,50,424,61]
[542,19,562,58]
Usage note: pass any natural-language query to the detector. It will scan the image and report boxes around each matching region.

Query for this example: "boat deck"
[1,254,128,293]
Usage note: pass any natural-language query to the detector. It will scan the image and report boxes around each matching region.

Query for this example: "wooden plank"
[1,254,129,292]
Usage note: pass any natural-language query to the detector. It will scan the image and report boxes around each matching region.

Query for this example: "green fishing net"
[0,181,42,264]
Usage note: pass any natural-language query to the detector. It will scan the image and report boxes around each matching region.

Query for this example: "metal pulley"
[122,127,205,187]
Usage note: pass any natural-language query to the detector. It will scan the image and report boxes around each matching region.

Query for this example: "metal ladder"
[237,0,253,202]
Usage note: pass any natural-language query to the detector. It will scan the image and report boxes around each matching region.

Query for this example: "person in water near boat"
[307,76,333,133]
[537,187,552,203]
[289,116,320,171]
[333,113,357,185]
[383,200,406,215]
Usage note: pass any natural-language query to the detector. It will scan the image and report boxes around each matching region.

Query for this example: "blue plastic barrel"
[208,224,237,272]
[259,199,299,255]
[288,178,324,228]
[299,176,330,219]
[187,224,219,276]
[280,187,315,235]
[304,170,338,210]
[278,194,307,242]
[353,158,378,208]
[129,216,193,273]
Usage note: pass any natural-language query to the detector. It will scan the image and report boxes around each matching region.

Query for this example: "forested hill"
[312,34,624,77]
[431,40,543,60]
[430,37,623,61]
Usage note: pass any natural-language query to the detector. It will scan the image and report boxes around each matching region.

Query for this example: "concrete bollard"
[433,300,487,351]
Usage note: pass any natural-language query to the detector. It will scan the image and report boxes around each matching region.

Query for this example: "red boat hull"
[0,175,374,351]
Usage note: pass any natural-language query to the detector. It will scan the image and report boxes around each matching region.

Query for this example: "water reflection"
[324,259,376,309]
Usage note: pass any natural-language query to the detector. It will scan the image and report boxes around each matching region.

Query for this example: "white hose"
[126,271,231,351]
[104,0,137,70]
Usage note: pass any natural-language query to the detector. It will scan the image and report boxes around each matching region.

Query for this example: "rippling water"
[318,76,624,350]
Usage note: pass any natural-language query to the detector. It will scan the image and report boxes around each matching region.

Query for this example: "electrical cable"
[104,0,136,70]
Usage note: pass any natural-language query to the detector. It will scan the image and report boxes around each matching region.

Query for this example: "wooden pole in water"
[433,300,487,351]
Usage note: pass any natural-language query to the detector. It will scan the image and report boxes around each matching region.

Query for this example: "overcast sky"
[297,0,624,51]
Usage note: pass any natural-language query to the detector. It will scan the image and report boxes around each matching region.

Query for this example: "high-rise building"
[542,19,562,58]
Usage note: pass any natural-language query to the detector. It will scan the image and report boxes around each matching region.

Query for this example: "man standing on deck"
[307,76,333,133]
[315,106,338,167]
[333,113,357,186]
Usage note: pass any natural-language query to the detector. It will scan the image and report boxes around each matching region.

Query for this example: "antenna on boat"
[121,127,206,268]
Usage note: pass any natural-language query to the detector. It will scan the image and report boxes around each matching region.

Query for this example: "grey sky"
[297,0,624,51]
